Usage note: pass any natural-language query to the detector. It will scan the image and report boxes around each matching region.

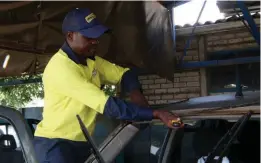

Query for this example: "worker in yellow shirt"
[33,8,182,163]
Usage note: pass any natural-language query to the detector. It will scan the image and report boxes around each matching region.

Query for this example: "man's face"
[67,32,99,57]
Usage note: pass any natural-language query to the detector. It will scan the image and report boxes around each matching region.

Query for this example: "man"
[34,8,182,163]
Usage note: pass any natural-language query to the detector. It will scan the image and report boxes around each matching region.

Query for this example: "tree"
[102,85,117,96]
[0,74,116,109]
[0,74,44,109]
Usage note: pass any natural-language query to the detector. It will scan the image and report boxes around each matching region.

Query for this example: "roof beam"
[237,1,260,45]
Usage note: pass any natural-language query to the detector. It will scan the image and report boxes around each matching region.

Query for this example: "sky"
[173,0,225,26]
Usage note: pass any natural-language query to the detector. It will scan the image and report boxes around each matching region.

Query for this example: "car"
[0,91,259,163]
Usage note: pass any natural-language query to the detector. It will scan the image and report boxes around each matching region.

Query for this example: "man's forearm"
[129,89,149,107]
[103,96,153,121]
[120,69,149,107]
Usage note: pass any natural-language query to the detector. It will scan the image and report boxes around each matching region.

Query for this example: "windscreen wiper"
[76,115,106,163]
[205,111,253,163]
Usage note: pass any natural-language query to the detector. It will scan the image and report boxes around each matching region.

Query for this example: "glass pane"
[0,117,25,163]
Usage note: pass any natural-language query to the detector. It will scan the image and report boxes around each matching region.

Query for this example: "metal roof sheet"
[175,11,260,29]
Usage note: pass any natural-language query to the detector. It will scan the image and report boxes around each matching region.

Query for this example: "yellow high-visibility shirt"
[34,49,129,141]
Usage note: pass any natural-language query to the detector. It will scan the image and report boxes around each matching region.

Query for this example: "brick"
[193,56,199,61]
[174,94,187,99]
[166,79,173,83]
[207,47,213,51]
[149,84,161,89]
[187,50,198,56]
[168,100,180,103]
[220,34,235,39]
[168,88,180,93]
[148,101,155,105]
[186,71,199,77]
[212,46,226,51]
[213,40,228,45]
[228,44,242,49]
[162,94,174,100]
[207,35,220,41]
[236,32,250,38]
[166,80,173,83]
[161,83,173,88]
[180,87,200,93]
[188,44,198,50]
[246,42,258,47]
[155,100,167,104]
[180,76,199,82]
[184,56,193,61]
[174,83,187,88]
[187,81,200,87]
[244,42,259,48]
[228,38,243,44]
[174,78,180,83]
[243,37,255,42]
[149,95,160,100]
[141,80,154,84]
[155,78,166,84]
[187,93,200,98]
[207,42,213,46]
[138,76,147,80]
[143,90,154,95]
[174,72,186,77]
[155,89,167,94]
[142,85,148,89]
[148,75,159,79]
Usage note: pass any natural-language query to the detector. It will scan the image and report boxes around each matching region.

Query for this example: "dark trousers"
[33,136,92,163]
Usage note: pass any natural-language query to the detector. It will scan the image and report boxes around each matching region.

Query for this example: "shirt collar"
[61,42,95,66]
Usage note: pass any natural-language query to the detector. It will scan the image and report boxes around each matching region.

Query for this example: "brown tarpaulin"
[0,1,176,80]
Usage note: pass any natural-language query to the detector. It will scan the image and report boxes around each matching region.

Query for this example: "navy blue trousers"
[33,136,92,163]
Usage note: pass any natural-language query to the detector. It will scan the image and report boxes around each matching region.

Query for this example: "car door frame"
[0,105,38,163]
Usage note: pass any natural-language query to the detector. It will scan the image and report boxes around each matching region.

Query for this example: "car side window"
[0,118,25,163]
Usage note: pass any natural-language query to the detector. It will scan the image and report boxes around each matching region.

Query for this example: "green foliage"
[0,74,117,109]
[0,74,44,109]
[102,85,117,96]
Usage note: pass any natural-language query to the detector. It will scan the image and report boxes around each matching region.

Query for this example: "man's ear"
[66,31,74,41]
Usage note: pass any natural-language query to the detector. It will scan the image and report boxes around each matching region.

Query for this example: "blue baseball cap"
[62,8,109,38]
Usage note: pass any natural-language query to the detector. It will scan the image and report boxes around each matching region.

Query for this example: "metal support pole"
[170,8,176,52]
[235,65,243,97]
[237,1,260,45]
[180,0,207,62]
[0,78,42,87]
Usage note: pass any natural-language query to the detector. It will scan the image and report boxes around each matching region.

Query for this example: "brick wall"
[206,29,259,52]
[139,71,201,105]
[138,23,259,105]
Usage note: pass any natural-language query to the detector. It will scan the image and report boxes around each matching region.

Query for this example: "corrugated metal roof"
[175,11,260,29]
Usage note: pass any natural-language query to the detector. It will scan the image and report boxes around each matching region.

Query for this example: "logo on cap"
[85,13,96,23]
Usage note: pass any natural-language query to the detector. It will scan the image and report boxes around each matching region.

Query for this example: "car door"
[0,105,38,163]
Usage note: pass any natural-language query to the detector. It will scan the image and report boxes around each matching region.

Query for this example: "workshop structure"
[138,12,260,105]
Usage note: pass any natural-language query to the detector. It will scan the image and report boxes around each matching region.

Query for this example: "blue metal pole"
[0,78,42,87]
[237,1,260,45]
[170,7,176,54]
[180,0,207,62]
[179,56,260,69]
[235,65,243,97]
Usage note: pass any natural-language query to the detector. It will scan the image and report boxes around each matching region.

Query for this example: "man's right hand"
[153,110,183,129]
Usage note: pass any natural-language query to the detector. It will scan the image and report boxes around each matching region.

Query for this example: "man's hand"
[153,110,183,129]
